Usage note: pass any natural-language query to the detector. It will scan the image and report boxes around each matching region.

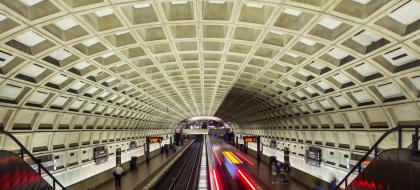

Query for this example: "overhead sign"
[243,136,257,142]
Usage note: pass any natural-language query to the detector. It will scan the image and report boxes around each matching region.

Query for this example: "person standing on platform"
[113,164,123,188]
[328,177,337,190]
[271,161,277,183]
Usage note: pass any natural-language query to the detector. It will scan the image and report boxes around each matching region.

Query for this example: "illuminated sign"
[243,136,257,142]
[150,137,162,143]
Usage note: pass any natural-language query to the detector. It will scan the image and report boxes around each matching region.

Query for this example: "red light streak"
[213,169,220,190]
[234,152,253,165]
[238,168,256,190]
[214,152,222,165]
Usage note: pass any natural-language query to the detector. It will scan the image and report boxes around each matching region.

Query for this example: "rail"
[168,141,203,190]
[335,126,420,190]
[0,127,66,190]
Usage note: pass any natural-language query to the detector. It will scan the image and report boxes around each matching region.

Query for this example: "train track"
[153,139,203,190]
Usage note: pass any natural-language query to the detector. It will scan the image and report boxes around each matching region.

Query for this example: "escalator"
[336,126,420,190]
[0,150,53,190]
[0,128,65,190]
[346,149,420,190]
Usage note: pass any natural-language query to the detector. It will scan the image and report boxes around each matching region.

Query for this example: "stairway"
[336,126,420,190]
[346,149,420,190]
[0,150,53,190]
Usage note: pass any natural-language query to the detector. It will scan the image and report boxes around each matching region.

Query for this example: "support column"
[257,136,261,162]
[145,136,150,162]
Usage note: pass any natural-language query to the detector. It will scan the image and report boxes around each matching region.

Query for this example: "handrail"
[0,127,66,190]
[335,126,420,190]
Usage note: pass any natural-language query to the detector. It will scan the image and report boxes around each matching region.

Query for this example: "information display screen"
[243,136,257,142]
[150,137,162,143]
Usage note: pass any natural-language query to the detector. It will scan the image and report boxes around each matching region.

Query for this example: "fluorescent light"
[20,0,43,6]
[246,2,263,8]
[95,8,114,17]
[0,14,7,22]
[319,17,342,30]
[82,38,98,46]
[15,31,45,47]
[133,2,151,9]
[54,18,78,30]
[389,1,420,25]
[283,8,302,16]
[50,49,72,61]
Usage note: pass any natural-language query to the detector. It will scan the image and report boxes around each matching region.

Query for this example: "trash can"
[130,157,138,169]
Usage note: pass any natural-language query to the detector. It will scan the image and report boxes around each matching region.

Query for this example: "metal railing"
[0,127,66,190]
[335,126,420,190]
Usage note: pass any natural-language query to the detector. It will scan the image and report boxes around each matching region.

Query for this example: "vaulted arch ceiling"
[0,0,419,130]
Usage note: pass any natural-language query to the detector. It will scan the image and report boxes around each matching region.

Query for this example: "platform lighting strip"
[238,168,256,190]
[212,169,220,190]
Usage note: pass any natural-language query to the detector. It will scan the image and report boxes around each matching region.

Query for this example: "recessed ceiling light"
[133,2,151,9]
[20,0,43,6]
[283,8,302,16]
[15,31,45,47]
[82,38,99,46]
[95,8,114,17]
[319,17,342,30]
[54,18,78,30]
[246,2,264,8]
[389,1,420,25]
